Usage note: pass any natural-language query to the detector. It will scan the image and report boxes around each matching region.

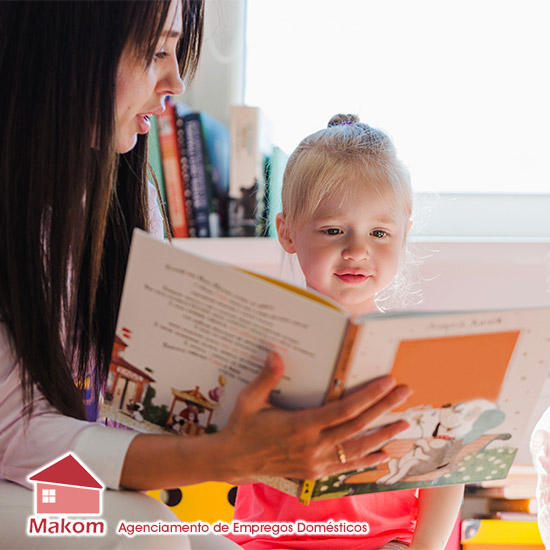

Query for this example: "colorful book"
[173,102,197,238]
[156,99,189,238]
[178,111,211,238]
[100,230,550,504]
[148,115,167,208]
[198,112,230,237]
[229,105,272,237]
[265,146,289,238]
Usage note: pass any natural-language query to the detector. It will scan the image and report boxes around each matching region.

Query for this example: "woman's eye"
[371,229,388,238]
[323,228,343,236]
[154,51,169,62]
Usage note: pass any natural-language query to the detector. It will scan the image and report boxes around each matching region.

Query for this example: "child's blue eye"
[323,228,343,236]
[371,230,388,238]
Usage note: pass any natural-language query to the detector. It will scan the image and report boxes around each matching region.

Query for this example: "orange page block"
[391,331,520,410]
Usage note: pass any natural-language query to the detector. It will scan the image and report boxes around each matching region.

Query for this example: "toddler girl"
[229,114,463,550]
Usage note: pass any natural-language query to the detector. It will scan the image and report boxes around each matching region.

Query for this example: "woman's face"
[115,0,184,153]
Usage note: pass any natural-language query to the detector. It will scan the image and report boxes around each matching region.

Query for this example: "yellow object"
[148,481,236,524]
[298,479,316,505]
[461,519,544,549]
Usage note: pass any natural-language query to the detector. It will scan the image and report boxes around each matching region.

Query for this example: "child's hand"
[213,351,411,484]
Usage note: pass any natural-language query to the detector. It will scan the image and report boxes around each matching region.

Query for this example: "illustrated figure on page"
[377,399,507,485]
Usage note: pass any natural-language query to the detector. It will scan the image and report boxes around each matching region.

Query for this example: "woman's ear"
[276,213,296,254]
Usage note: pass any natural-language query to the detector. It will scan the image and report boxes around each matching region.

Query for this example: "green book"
[266,146,289,238]
[148,115,167,207]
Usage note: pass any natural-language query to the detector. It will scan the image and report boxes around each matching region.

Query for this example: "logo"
[26,453,106,536]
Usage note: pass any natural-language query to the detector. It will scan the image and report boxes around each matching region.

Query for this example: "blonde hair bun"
[327,113,360,127]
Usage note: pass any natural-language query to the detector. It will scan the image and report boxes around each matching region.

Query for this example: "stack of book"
[461,464,544,548]
[149,100,286,239]
[153,99,230,238]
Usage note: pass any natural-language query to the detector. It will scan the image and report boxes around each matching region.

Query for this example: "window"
[245,0,550,237]
[42,488,56,504]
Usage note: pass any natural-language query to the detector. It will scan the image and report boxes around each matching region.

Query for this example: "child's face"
[115,0,184,153]
[278,186,408,317]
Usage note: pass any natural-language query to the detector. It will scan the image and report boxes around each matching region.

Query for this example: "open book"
[100,229,550,504]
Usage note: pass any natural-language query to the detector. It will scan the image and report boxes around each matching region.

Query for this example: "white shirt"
[0,183,164,489]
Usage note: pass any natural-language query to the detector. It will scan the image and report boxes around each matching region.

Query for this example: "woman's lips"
[136,114,151,134]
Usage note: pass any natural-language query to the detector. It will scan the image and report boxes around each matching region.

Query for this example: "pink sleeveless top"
[228,483,418,549]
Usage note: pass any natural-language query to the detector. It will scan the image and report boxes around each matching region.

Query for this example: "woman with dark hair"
[0,1,410,547]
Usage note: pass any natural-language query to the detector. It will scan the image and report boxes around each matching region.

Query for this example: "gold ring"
[336,443,347,464]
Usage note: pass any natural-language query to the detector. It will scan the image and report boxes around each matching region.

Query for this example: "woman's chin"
[115,134,138,154]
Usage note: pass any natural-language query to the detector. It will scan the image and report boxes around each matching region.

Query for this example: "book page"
[100,230,349,435]
[311,308,550,498]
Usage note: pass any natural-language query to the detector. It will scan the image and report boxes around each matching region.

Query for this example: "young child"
[229,114,463,550]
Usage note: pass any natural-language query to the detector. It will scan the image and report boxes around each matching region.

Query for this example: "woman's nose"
[159,57,185,97]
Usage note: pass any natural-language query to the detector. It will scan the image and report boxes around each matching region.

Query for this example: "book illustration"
[228,181,259,237]
[304,328,521,499]
[166,385,219,435]
[293,398,514,502]
[229,106,272,237]
[103,332,226,436]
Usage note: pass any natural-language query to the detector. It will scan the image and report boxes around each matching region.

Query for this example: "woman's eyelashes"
[154,50,169,62]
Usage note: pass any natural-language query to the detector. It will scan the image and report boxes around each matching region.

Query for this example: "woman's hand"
[120,352,411,490]
[213,352,411,484]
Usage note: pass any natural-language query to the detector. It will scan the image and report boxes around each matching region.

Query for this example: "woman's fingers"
[312,375,405,428]
[341,420,409,462]
[325,384,412,443]
[223,358,413,481]
[304,421,409,479]
[233,351,284,416]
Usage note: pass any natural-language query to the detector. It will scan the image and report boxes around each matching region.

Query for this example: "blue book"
[199,112,230,237]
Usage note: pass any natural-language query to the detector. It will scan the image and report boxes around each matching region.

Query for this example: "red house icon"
[28,453,103,515]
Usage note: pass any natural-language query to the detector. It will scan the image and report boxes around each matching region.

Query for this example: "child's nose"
[342,240,369,261]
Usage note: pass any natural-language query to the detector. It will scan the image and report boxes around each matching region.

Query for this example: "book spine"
[299,322,360,505]
[183,113,211,238]
[148,115,167,207]
[229,106,272,237]
[199,113,230,237]
[326,323,360,402]
[174,107,197,238]
[156,101,189,238]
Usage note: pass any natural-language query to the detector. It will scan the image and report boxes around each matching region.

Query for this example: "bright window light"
[245,0,550,195]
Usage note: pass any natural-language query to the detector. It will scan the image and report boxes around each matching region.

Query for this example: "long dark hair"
[0,1,203,419]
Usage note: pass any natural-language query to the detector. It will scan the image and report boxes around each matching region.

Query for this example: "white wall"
[177,0,246,126]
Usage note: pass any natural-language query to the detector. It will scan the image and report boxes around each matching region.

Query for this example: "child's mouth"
[335,273,369,284]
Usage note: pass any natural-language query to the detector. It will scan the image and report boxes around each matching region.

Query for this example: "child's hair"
[281,114,420,310]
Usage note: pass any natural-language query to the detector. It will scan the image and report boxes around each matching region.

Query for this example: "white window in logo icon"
[42,489,56,503]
